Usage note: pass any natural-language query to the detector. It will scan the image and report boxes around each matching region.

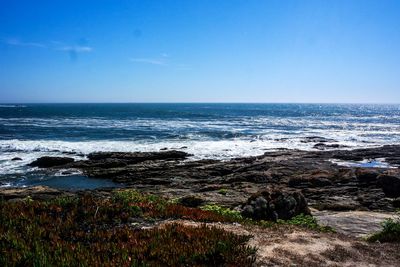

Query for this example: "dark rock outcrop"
[13,145,400,211]
[355,169,380,183]
[29,157,75,168]
[313,143,342,150]
[378,174,400,198]
[11,157,22,161]
[178,195,205,208]
[241,189,310,221]
[87,150,190,163]
[288,177,333,188]
[393,198,400,208]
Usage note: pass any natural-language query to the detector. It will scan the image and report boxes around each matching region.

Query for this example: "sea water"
[1,103,399,188]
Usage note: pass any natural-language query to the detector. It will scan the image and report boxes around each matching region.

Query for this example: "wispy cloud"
[56,45,93,62]
[3,38,93,53]
[3,37,93,62]
[57,45,93,53]
[130,54,191,70]
[3,38,46,48]
[130,57,167,66]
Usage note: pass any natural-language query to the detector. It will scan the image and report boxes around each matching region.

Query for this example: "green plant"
[277,214,335,233]
[201,204,243,221]
[218,188,228,195]
[113,189,164,205]
[367,214,400,243]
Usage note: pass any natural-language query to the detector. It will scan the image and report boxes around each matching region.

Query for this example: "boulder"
[378,174,400,198]
[11,157,22,161]
[393,198,400,208]
[87,150,190,163]
[28,157,75,168]
[313,143,341,150]
[241,189,310,221]
[300,136,336,143]
[355,169,380,183]
[178,195,205,208]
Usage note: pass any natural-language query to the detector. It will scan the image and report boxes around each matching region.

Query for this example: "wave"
[0,104,26,108]
[2,134,393,177]
[0,136,383,157]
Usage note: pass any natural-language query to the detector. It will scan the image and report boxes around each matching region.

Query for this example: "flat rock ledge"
[21,145,400,212]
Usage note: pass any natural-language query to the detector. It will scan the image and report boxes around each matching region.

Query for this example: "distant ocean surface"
[1,103,400,188]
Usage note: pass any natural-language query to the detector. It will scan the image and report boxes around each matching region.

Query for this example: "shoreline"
[1,144,400,265]
[1,144,399,211]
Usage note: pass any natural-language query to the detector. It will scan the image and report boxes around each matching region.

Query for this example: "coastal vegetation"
[367,212,400,243]
[0,189,340,266]
[0,190,257,266]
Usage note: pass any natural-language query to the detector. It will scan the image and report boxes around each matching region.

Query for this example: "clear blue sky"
[1,0,399,103]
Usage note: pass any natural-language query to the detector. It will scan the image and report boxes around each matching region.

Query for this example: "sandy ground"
[159,219,400,267]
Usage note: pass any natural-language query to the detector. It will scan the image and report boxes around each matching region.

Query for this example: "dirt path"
[159,220,400,267]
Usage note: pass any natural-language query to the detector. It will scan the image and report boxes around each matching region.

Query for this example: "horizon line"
[1,102,400,105]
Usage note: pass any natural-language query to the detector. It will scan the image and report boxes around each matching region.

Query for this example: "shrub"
[367,214,400,243]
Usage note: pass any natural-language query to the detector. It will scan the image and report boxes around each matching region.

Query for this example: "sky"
[0,0,400,103]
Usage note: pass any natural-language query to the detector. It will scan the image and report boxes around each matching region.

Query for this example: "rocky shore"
[2,145,400,266]
[3,145,400,213]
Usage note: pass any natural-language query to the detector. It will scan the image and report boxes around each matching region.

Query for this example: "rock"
[393,198,400,208]
[355,169,380,183]
[241,189,310,221]
[300,136,336,143]
[28,157,75,168]
[378,174,400,198]
[87,150,190,163]
[197,185,225,192]
[288,177,333,188]
[0,186,65,201]
[178,195,205,207]
[312,178,333,187]
[17,144,397,212]
[62,151,77,155]
[313,143,341,150]
[11,157,22,161]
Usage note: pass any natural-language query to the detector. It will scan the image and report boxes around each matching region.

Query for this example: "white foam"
[1,112,400,175]
[0,104,26,108]
[0,137,380,163]
[330,158,396,169]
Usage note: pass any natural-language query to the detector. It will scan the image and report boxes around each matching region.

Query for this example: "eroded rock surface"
[29,156,75,168]
[314,210,396,237]
[20,145,400,211]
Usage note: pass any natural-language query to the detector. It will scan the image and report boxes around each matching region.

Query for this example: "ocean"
[1,103,400,188]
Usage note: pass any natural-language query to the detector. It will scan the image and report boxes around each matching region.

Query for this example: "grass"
[367,213,400,243]
[277,213,335,233]
[0,191,256,266]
